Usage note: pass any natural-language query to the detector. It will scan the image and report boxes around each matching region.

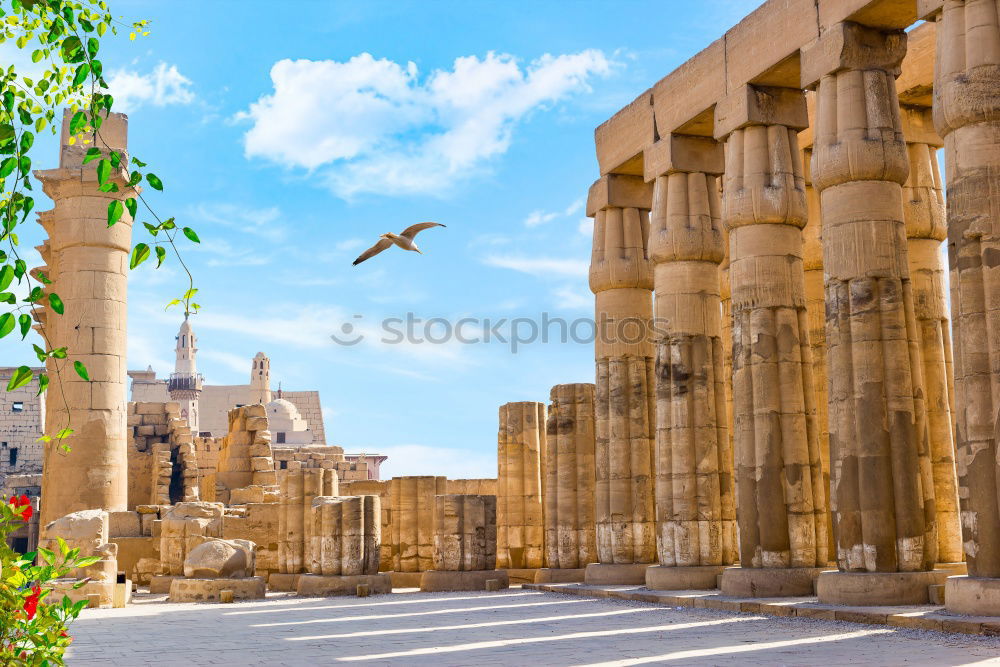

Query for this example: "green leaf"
[13,259,25,279]
[60,35,84,63]
[131,156,147,168]
[56,427,75,440]
[129,242,150,269]
[87,36,99,59]
[36,373,49,396]
[155,245,166,268]
[162,218,176,230]
[99,181,120,193]
[146,172,163,190]
[128,170,141,186]
[72,62,91,87]
[96,158,110,185]
[143,222,159,236]
[125,197,137,219]
[0,312,13,338]
[31,49,43,63]
[33,343,48,362]
[109,150,121,169]
[18,131,32,153]
[0,265,13,291]
[69,110,86,136]
[26,286,43,303]
[165,299,181,310]
[7,365,32,391]
[0,156,15,178]
[183,288,199,299]
[107,200,123,227]
[49,292,64,314]
[82,147,101,165]
[18,313,30,338]
[183,227,200,243]
[73,360,89,381]
[51,347,67,359]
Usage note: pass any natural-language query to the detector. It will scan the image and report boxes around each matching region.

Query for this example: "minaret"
[250,352,271,404]
[168,316,203,433]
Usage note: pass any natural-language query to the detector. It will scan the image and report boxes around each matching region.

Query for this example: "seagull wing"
[400,222,446,240]
[352,238,392,266]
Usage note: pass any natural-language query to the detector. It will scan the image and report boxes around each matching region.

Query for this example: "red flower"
[22,585,41,620]
[7,494,32,521]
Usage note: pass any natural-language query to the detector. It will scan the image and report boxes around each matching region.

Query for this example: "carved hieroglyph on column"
[497,401,546,569]
[433,494,498,571]
[804,23,938,575]
[388,476,446,572]
[900,105,963,564]
[36,111,133,528]
[644,135,736,579]
[543,383,597,569]
[309,495,381,576]
[588,174,657,566]
[929,0,1000,585]
[715,86,828,577]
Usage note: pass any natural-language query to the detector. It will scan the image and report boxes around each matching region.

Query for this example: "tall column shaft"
[900,105,964,564]
[716,86,828,569]
[37,111,133,528]
[645,133,735,569]
[931,0,1000,577]
[588,174,657,565]
[497,402,546,569]
[803,147,835,556]
[544,383,597,569]
[389,476,446,572]
[805,23,937,572]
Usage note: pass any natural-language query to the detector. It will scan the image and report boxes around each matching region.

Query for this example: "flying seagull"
[352,222,446,266]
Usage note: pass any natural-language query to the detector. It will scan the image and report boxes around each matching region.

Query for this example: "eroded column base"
[817,570,947,606]
[721,567,828,597]
[945,576,1000,616]
[267,572,301,592]
[646,565,728,590]
[535,568,587,583]
[584,562,650,585]
[297,573,391,596]
[387,571,424,588]
[935,562,968,575]
[168,576,266,602]
[420,570,510,592]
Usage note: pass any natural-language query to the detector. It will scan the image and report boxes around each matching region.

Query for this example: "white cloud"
[524,197,586,227]
[377,444,496,479]
[236,50,612,198]
[482,254,589,278]
[191,203,284,241]
[553,286,592,310]
[199,349,251,375]
[107,62,195,113]
[578,217,594,237]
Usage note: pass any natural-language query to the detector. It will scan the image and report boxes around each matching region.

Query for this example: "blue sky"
[4,0,762,478]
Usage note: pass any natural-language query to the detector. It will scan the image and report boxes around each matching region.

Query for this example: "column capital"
[713,85,808,140]
[900,105,942,148]
[801,21,907,89]
[643,134,723,181]
[586,174,652,217]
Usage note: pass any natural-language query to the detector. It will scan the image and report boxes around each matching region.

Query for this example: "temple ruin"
[10,0,1000,635]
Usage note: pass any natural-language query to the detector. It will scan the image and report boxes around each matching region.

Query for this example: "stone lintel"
[800,21,907,89]
[917,0,943,21]
[899,105,942,147]
[643,134,724,182]
[713,85,809,140]
[586,174,653,217]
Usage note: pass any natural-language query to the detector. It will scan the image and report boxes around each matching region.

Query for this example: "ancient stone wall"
[0,367,45,490]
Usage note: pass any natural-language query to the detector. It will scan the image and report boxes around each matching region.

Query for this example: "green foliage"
[0,0,202,446]
[0,497,94,665]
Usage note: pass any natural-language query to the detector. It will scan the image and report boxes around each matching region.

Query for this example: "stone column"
[497,401,545,570]
[922,0,1000,615]
[900,104,964,566]
[422,494,507,591]
[309,495,381,576]
[278,468,336,575]
[642,135,736,591]
[542,383,596,577]
[802,146,835,557]
[586,174,657,585]
[803,22,944,605]
[388,476,446,574]
[713,86,829,597]
[36,111,133,528]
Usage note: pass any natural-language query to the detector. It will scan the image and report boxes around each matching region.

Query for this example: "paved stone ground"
[66,588,1000,666]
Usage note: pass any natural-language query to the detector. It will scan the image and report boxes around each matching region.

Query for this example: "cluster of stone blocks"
[210,405,279,505]
[270,444,369,482]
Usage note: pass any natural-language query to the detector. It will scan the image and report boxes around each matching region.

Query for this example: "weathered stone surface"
[420,569,510,592]
[183,538,256,579]
[589,174,657,566]
[816,569,947,605]
[544,384,597,570]
[497,402,545,569]
[645,564,728,591]
[433,494,496,572]
[168,576,265,602]
[278,468,337,574]
[296,573,391,596]
[309,495,380,576]
[388,476,445,573]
